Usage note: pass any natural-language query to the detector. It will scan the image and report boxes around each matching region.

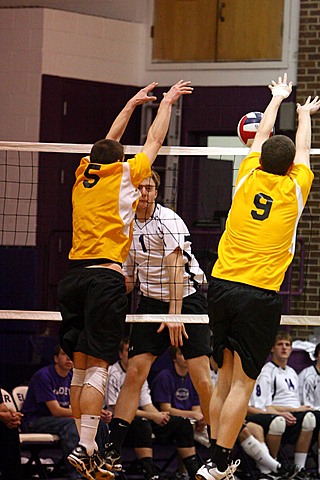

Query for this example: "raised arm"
[294,95,320,167]
[249,73,292,154]
[142,79,193,165]
[106,82,158,141]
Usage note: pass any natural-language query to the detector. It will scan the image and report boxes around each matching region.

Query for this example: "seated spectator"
[152,347,204,425]
[299,343,320,478]
[0,388,22,480]
[151,347,205,479]
[209,355,298,479]
[22,345,107,480]
[250,331,317,480]
[104,338,201,480]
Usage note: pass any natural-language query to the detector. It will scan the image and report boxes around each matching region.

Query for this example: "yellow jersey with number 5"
[212,152,314,291]
[69,152,151,263]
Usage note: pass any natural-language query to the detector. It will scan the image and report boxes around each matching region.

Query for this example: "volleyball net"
[0,140,320,329]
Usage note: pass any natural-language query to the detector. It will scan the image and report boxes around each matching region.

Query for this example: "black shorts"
[209,278,282,379]
[58,267,127,363]
[282,412,312,445]
[152,415,195,448]
[129,289,212,360]
[246,413,280,435]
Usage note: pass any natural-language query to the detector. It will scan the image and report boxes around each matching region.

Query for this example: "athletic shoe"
[67,445,96,480]
[196,459,241,480]
[139,457,168,480]
[176,474,190,480]
[94,451,115,480]
[256,474,276,480]
[95,468,116,480]
[278,464,302,479]
[98,444,122,472]
[294,469,312,480]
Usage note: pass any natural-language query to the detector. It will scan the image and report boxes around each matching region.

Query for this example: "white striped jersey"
[123,203,206,301]
[299,365,320,408]
[251,361,301,409]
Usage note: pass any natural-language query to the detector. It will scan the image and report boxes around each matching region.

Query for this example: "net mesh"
[1,142,320,400]
[0,141,319,317]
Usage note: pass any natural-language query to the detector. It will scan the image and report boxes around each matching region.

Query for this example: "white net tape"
[1,141,320,156]
[0,310,319,326]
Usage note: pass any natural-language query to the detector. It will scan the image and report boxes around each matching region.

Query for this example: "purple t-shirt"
[22,364,72,425]
[151,367,200,411]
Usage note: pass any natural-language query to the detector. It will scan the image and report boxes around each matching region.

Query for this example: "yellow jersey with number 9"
[212,152,314,291]
[69,152,151,263]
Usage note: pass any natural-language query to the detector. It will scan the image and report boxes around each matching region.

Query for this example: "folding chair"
[3,387,63,479]
[11,385,28,411]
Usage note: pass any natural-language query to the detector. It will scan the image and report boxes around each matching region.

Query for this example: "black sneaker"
[295,469,312,480]
[139,458,164,480]
[278,464,301,479]
[100,444,122,472]
[68,445,96,480]
[94,451,115,480]
[256,474,277,480]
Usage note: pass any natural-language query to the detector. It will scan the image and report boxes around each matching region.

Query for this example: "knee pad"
[268,416,286,436]
[71,368,86,387]
[83,366,108,396]
[301,411,316,432]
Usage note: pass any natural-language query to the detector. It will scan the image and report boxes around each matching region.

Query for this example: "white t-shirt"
[123,203,206,301]
[250,361,301,409]
[299,365,320,408]
[105,361,152,408]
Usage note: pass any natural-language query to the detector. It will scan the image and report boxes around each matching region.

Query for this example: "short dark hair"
[274,331,292,346]
[151,170,161,190]
[119,337,130,352]
[315,343,320,358]
[54,344,61,357]
[90,139,124,165]
[260,135,296,175]
[170,346,178,360]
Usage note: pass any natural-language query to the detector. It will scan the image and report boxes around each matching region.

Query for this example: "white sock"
[259,442,281,473]
[79,414,100,456]
[294,452,307,468]
[241,436,280,473]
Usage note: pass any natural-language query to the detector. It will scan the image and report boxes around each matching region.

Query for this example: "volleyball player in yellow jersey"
[196,74,320,480]
[57,79,194,480]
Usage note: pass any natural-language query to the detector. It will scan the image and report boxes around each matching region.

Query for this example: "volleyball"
[237,111,274,147]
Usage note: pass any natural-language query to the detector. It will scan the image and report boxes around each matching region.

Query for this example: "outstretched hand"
[268,73,292,99]
[162,79,193,105]
[131,82,158,106]
[297,95,320,115]
[157,321,189,347]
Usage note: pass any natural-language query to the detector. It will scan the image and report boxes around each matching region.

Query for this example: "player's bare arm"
[249,73,292,154]
[142,80,193,165]
[294,95,320,167]
[157,247,189,347]
[106,82,158,141]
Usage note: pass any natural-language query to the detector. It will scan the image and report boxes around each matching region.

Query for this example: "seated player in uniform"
[249,331,317,480]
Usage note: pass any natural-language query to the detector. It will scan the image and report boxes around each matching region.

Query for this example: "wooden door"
[152,0,284,62]
[216,0,284,61]
[153,0,218,62]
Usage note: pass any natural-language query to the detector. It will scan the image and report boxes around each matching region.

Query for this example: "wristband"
[271,85,290,98]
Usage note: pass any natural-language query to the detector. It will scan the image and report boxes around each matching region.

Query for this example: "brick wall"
[289,1,320,339]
